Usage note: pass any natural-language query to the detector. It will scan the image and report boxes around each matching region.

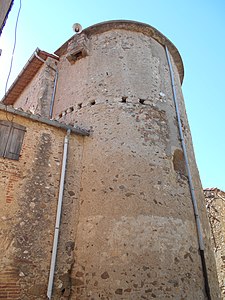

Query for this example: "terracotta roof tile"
[1,48,58,105]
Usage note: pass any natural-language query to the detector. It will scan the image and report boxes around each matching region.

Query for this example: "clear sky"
[0,0,224,190]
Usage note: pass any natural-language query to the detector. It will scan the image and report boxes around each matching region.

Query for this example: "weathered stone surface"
[52,23,220,299]
[205,188,225,299]
[0,21,220,300]
[101,271,109,279]
[0,110,84,299]
[14,57,57,118]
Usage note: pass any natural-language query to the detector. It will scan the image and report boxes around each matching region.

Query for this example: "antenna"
[72,23,82,34]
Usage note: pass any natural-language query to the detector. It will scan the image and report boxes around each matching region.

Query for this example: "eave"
[1,48,59,105]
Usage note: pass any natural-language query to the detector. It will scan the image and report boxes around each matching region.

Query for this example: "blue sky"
[0,0,224,190]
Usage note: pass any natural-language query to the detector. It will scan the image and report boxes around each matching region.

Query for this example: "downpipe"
[165,46,211,300]
[47,129,71,299]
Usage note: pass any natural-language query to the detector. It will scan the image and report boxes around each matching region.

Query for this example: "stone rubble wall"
[0,110,84,299]
[52,28,220,299]
[0,21,221,300]
[13,57,57,118]
[205,188,225,299]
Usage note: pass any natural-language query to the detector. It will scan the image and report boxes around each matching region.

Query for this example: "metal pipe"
[35,51,57,72]
[49,69,58,119]
[47,129,71,299]
[34,51,46,64]
[165,46,211,300]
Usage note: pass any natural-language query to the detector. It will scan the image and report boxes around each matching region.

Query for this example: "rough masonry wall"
[170,55,220,297]
[205,188,225,299]
[0,110,84,300]
[13,57,56,118]
[53,28,220,299]
[52,133,84,299]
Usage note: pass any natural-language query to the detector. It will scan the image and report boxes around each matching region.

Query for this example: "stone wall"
[13,57,57,118]
[1,21,221,299]
[205,188,225,299]
[0,109,84,299]
[52,24,220,299]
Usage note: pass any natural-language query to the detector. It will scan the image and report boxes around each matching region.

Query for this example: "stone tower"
[50,21,219,299]
[1,20,220,299]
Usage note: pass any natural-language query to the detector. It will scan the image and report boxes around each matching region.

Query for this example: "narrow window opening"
[78,103,82,109]
[139,99,145,105]
[67,51,83,63]
[61,288,65,295]
[70,106,74,112]
[121,97,127,103]
[74,51,83,60]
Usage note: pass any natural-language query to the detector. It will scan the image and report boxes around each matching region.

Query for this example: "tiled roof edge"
[0,103,90,136]
[1,48,59,105]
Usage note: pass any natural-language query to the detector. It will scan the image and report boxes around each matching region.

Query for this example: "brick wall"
[0,110,84,299]
[0,268,20,299]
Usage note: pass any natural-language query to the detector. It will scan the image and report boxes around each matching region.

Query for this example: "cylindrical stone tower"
[53,21,219,299]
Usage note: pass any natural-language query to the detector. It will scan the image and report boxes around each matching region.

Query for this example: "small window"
[0,120,26,160]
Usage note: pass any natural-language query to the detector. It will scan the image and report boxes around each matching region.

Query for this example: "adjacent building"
[205,188,225,299]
